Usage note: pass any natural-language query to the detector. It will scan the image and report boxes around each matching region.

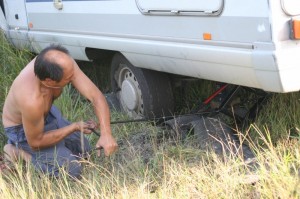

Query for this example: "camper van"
[0,0,300,118]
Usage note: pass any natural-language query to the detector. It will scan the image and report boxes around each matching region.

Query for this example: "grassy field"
[0,32,299,199]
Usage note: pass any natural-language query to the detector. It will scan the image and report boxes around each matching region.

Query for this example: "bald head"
[34,44,71,82]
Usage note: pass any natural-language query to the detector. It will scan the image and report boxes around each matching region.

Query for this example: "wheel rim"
[116,64,144,118]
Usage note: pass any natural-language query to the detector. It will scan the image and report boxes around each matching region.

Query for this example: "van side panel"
[6,0,298,92]
[26,0,270,43]
[24,0,274,90]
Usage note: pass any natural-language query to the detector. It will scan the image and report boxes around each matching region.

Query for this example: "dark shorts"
[4,105,91,178]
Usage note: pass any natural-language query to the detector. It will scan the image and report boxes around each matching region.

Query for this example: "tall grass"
[0,32,33,147]
[0,33,33,108]
[253,92,300,142]
[0,31,299,198]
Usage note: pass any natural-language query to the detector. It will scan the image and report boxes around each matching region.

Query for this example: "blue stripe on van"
[26,0,115,2]
[26,0,51,2]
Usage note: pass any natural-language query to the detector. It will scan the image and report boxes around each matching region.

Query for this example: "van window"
[136,0,224,16]
[281,0,300,16]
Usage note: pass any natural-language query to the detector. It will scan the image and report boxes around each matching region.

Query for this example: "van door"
[0,1,8,32]
[3,0,29,48]
[136,0,224,16]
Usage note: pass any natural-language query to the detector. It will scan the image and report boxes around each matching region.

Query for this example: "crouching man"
[2,44,118,178]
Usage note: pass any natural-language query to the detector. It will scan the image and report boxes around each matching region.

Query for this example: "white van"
[0,0,300,118]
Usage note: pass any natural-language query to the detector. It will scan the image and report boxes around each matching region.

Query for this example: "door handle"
[53,0,63,10]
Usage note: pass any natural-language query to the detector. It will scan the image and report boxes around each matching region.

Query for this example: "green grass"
[0,31,299,198]
[0,33,33,109]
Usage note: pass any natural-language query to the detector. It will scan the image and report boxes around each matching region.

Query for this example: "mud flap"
[162,115,255,161]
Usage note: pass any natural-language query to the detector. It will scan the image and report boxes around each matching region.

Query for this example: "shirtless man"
[2,44,118,178]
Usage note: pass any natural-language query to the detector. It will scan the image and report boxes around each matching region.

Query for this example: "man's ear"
[44,78,55,85]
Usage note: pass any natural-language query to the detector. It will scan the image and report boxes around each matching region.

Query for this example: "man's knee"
[49,154,83,178]
[33,155,83,178]
[67,159,82,179]
[64,132,92,157]
[30,145,83,178]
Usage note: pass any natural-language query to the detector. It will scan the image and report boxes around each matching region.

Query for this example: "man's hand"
[96,134,118,157]
[74,120,97,134]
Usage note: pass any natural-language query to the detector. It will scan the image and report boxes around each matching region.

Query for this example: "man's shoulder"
[19,96,44,122]
[21,94,43,109]
[12,84,43,112]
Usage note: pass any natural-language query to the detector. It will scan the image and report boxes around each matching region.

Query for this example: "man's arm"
[71,61,118,156]
[21,99,89,150]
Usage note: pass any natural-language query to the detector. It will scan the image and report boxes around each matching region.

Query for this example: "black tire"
[110,53,174,119]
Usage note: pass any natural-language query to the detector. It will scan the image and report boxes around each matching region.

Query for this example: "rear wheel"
[110,53,174,119]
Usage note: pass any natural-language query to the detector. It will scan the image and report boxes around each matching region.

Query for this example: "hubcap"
[121,79,138,111]
[116,65,144,118]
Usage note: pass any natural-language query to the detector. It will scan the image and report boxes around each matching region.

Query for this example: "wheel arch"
[85,47,117,63]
